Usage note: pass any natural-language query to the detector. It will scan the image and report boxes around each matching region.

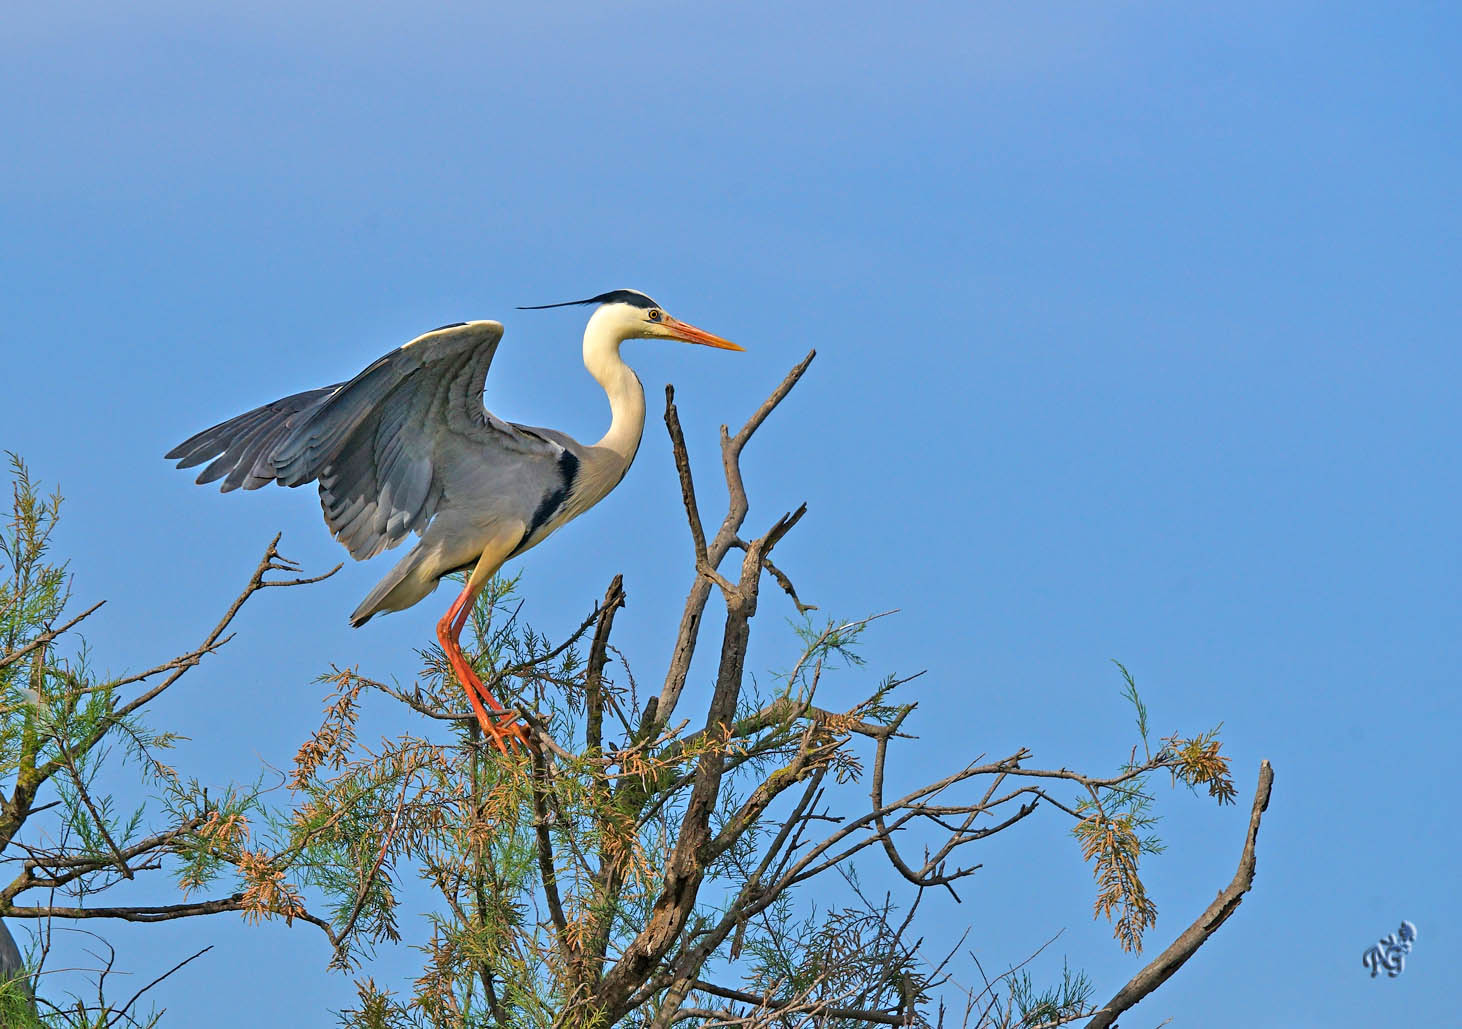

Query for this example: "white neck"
[581,315,645,487]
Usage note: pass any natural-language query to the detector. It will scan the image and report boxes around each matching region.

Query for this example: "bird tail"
[349,546,439,627]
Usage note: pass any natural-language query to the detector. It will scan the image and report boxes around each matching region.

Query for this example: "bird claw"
[445,652,533,755]
[476,709,533,755]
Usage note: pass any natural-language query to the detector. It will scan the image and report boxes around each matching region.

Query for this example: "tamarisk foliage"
[271,356,1274,1028]
[0,454,344,1026]
[0,357,1273,1026]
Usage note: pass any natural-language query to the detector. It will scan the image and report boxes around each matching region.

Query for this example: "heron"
[166,289,742,752]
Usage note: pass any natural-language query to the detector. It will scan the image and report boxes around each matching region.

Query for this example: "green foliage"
[1070,664,1236,953]
[1115,660,1149,749]
[0,455,67,645]
[0,453,1256,1026]
[789,612,868,675]
[0,972,43,1028]
[1004,960,1093,1028]
[298,576,1251,1025]
[289,581,919,1027]
[0,453,67,776]
[0,458,347,1024]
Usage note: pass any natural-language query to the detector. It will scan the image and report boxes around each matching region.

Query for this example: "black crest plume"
[518,290,659,311]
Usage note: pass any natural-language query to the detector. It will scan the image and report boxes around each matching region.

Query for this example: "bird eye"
[648,310,662,321]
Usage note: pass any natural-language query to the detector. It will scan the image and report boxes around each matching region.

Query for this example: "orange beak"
[662,315,744,351]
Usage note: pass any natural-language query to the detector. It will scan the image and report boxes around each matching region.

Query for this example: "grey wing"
[166,384,344,492]
[167,320,563,561]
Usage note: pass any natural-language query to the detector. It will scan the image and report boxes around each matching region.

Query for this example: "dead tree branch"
[651,350,816,733]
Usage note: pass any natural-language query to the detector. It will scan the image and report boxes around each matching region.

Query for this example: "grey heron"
[166,289,742,751]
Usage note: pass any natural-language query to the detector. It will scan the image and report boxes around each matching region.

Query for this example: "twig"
[760,554,816,614]
[31,536,339,795]
[664,388,710,572]
[2,818,207,904]
[110,945,213,1025]
[332,770,414,963]
[688,978,906,1026]
[585,575,627,758]
[0,601,105,671]
[53,735,134,879]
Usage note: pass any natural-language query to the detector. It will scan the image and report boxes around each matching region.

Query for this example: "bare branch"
[1084,760,1274,1029]
[585,575,627,758]
[664,387,711,573]
[758,553,816,614]
[654,351,816,731]
[1,896,338,944]
[20,535,341,803]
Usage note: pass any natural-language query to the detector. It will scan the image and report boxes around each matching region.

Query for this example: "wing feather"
[166,385,342,489]
[168,320,565,562]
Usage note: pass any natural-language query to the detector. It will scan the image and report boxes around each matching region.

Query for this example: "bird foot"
[444,650,532,754]
[478,710,532,755]
[438,583,537,755]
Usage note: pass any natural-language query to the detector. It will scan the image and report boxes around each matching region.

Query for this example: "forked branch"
[654,351,816,729]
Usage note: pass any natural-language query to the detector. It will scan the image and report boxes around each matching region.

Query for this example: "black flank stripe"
[514,450,581,555]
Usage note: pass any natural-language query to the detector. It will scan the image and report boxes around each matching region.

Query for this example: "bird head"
[519,289,744,351]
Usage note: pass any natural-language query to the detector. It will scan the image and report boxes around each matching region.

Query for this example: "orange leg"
[435,576,530,754]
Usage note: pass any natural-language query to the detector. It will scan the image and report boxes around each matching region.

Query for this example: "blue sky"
[3,1,1458,1024]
